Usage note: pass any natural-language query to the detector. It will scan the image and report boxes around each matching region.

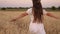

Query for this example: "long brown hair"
[32,0,43,23]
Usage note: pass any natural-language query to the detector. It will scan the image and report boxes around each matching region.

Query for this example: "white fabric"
[29,23,46,34]
[26,8,32,15]
[26,8,47,34]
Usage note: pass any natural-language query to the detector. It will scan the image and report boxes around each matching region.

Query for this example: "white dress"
[26,8,47,34]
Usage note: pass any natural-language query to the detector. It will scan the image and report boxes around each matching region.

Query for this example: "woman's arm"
[10,12,28,22]
[46,12,60,19]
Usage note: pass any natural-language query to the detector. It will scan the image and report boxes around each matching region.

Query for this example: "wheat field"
[0,10,60,34]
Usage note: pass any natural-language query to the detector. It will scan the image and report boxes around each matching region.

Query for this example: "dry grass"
[0,10,60,34]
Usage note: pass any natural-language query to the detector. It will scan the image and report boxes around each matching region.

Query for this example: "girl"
[11,0,59,34]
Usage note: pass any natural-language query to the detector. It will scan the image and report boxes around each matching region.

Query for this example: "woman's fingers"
[10,19,16,22]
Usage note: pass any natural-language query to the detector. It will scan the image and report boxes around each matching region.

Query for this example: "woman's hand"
[10,18,17,22]
[55,16,60,20]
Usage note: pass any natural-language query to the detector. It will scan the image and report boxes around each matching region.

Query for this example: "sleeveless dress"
[26,8,47,34]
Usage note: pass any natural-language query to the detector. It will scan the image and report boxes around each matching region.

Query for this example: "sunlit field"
[0,10,60,34]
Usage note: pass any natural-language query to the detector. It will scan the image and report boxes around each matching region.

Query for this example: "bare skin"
[10,12,28,22]
[10,12,60,22]
[46,13,60,19]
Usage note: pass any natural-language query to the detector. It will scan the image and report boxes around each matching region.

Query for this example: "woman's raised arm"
[10,12,28,22]
[46,12,60,19]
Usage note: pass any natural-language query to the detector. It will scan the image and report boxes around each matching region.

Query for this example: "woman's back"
[27,8,47,34]
[26,8,47,23]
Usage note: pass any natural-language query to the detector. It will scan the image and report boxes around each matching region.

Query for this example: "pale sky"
[0,0,60,8]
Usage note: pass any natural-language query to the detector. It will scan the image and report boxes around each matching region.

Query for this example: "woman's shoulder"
[43,9,46,11]
[43,9,48,15]
[26,8,32,15]
[28,8,32,11]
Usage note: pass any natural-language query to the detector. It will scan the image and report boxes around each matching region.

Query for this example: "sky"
[0,0,60,8]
